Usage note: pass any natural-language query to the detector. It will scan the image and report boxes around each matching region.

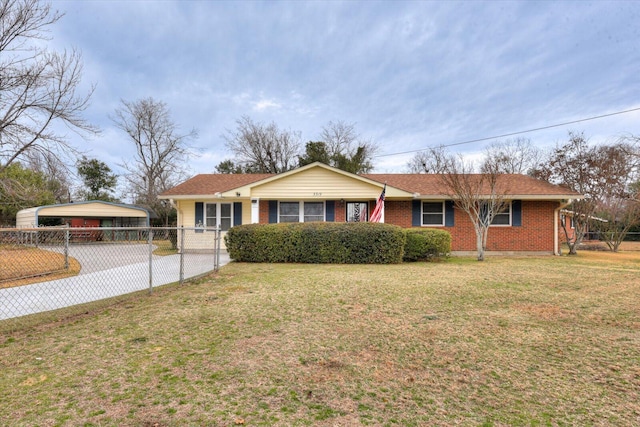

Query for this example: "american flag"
[369,184,386,223]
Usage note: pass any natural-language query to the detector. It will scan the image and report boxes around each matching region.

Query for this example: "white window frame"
[421,201,445,226]
[205,202,233,231]
[278,201,325,223]
[490,202,512,227]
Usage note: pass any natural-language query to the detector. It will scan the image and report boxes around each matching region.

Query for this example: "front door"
[346,202,369,222]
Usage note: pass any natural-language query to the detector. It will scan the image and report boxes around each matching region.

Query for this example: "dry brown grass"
[1,251,639,426]
[0,246,81,289]
[618,240,640,251]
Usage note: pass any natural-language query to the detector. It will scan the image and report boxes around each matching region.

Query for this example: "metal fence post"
[215,227,221,272]
[179,226,185,285]
[64,227,69,270]
[148,227,154,294]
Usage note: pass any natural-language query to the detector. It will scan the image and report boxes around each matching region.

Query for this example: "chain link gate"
[0,226,224,330]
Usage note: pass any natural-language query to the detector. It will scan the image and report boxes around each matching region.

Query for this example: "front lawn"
[1,252,639,426]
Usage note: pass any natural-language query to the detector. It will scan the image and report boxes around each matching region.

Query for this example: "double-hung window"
[422,202,444,226]
[205,202,233,231]
[279,201,325,223]
[279,202,300,223]
[491,202,511,226]
[304,202,324,222]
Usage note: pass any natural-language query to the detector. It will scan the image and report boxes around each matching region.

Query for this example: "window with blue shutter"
[268,201,278,223]
[512,200,522,226]
[445,201,455,227]
[195,202,204,233]
[326,200,335,222]
[412,200,421,226]
[233,202,242,226]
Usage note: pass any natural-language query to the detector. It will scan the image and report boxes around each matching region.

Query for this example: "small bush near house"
[403,228,451,262]
[225,222,405,264]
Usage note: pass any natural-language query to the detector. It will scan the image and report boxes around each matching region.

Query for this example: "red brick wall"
[257,199,558,252]
[259,200,270,224]
[335,201,346,222]
[382,200,413,228]
[383,200,557,252]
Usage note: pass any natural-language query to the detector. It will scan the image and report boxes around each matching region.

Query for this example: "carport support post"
[179,226,185,285]
[148,228,154,294]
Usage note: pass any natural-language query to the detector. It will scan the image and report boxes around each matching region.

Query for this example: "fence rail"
[0,226,223,330]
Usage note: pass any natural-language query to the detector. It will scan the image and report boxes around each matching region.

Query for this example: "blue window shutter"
[195,202,204,233]
[326,200,335,222]
[512,200,522,226]
[268,200,278,223]
[445,201,455,227]
[412,200,421,226]
[233,202,242,226]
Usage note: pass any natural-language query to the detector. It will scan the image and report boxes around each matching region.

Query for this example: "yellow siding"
[38,203,147,218]
[176,200,231,251]
[240,201,252,225]
[179,228,226,251]
[250,167,382,199]
[178,200,196,227]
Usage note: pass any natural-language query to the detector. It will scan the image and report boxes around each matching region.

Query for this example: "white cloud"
[253,99,282,112]
[45,0,640,175]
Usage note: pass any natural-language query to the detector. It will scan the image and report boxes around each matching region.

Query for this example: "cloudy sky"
[51,0,640,176]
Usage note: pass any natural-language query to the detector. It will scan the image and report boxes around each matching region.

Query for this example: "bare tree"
[407,146,450,173]
[533,133,596,254]
[533,132,635,254]
[590,139,640,251]
[112,97,197,225]
[595,195,640,252]
[481,137,543,175]
[618,134,640,181]
[438,153,510,261]
[318,120,377,173]
[223,116,300,174]
[0,0,97,173]
[25,150,71,203]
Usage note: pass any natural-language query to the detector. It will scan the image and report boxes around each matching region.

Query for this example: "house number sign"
[313,192,322,196]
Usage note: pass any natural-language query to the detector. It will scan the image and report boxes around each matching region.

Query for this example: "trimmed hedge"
[403,228,451,261]
[224,222,406,264]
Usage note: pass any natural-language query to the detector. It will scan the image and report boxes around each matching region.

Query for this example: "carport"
[16,201,151,229]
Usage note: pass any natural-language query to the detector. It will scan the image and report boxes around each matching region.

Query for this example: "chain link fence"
[0,226,224,331]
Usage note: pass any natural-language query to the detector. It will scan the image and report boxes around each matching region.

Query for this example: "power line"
[375,106,640,158]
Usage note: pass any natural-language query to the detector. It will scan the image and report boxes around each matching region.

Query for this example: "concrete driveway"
[0,246,230,320]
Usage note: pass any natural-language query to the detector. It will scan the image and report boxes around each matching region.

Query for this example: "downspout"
[554,199,572,255]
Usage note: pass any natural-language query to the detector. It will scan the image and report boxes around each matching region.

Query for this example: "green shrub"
[403,229,451,261]
[225,222,406,264]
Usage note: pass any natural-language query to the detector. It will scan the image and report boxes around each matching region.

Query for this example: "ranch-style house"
[159,162,581,255]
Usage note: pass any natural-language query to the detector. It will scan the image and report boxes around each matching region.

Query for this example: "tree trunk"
[476,228,485,261]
